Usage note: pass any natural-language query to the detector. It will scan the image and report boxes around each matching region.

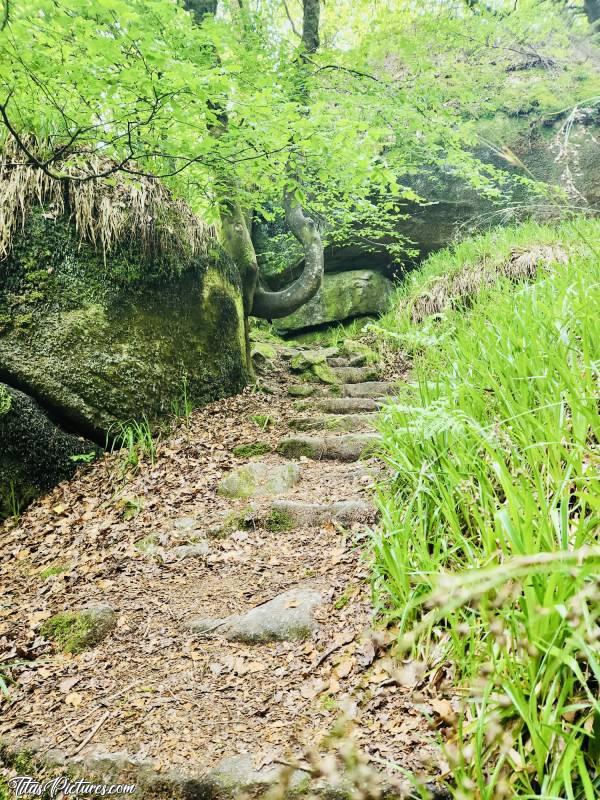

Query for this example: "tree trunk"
[251,190,323,319]
[184,0,218,24]
[183,0,325,330]
[249,0,324,320]
[301,0,320,53]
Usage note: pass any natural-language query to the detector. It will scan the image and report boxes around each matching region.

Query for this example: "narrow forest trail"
[1,341,447,798]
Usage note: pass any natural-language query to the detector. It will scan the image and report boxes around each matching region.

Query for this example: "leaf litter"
[0,345,447,786]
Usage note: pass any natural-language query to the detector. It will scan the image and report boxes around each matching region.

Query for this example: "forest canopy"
[1,1,597,247]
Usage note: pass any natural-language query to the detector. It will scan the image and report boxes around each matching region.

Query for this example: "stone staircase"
[169,347,445,798]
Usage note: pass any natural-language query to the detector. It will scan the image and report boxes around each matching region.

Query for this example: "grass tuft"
[108,416,158,474]
[0,137,215,262]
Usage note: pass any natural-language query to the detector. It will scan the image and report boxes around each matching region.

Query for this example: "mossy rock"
[259,112,600,281]
[0,383,98,520]
[251,341,277,373]
[287,385,316,398]
[41,605,116,654]
[0,385,11,416]
[217,462,301,498]
[0,212,248,441]
[312,363,340,385]
[289,348,337,371]
[275,270,394,333]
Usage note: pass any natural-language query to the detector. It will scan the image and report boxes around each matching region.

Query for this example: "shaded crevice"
[0,366,107,448]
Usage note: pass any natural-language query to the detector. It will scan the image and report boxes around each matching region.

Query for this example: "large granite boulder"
[274,269,394,332]
[0,383,97,517]
[398,110,600,262]
[0,212,248,441]
[0,211,248,516]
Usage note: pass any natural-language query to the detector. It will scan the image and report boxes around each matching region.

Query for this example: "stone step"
[268,499,375,528]
[289,413,376,433]
[294,397,382,414]
[217,461,301,498]
[277,433,380,461]
[337,381,394,398]
[327,353,367,368]
[187,587,323,642]
[289,381,394,400]
[203,753,451,799]
[329,366,380,384]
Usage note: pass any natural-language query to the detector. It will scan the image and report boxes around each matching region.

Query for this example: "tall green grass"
[372,219,600,797]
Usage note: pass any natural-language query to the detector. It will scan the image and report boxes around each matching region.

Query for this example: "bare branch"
[282,0,301,38]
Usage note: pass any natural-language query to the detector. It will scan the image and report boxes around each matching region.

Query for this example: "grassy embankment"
[371,218,600,798]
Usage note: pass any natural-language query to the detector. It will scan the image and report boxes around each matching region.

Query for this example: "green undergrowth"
[264,508,294,532]
[371,217,600,797]
[372,216,600,356]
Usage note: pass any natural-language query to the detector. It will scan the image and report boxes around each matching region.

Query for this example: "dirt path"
[0,343,446,798]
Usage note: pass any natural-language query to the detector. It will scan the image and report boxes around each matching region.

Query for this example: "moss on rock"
[287,384,316,398]
[0,213,249,441]
[0,385,11,416]
[264,508,295,532]
[217,462,301,498]
[0,383,97,519]
[41,605,116,654]
[275,270,394,333]
[232,442,272,458]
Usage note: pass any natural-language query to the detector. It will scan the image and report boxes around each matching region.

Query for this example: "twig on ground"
[70,711,111,756]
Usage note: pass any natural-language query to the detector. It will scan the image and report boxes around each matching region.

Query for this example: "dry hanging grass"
[0,137,216,262]
[408,244,568,323]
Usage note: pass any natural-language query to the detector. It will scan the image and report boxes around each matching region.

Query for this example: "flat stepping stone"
[217,462,301,498]
[289,381,393,399]
[187,588,322,642]
[166,542,210,560]
[171,516,201,531]
[329,366,380,384]
[336,381,394,398]
[204,753,449,799]
[289,413,376,433]
[327,353,367,367]
[269,499,374,527]
[289,348,338,371]
[277,433,379,461]
[295,397,382,414]
[288,384,317,397]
